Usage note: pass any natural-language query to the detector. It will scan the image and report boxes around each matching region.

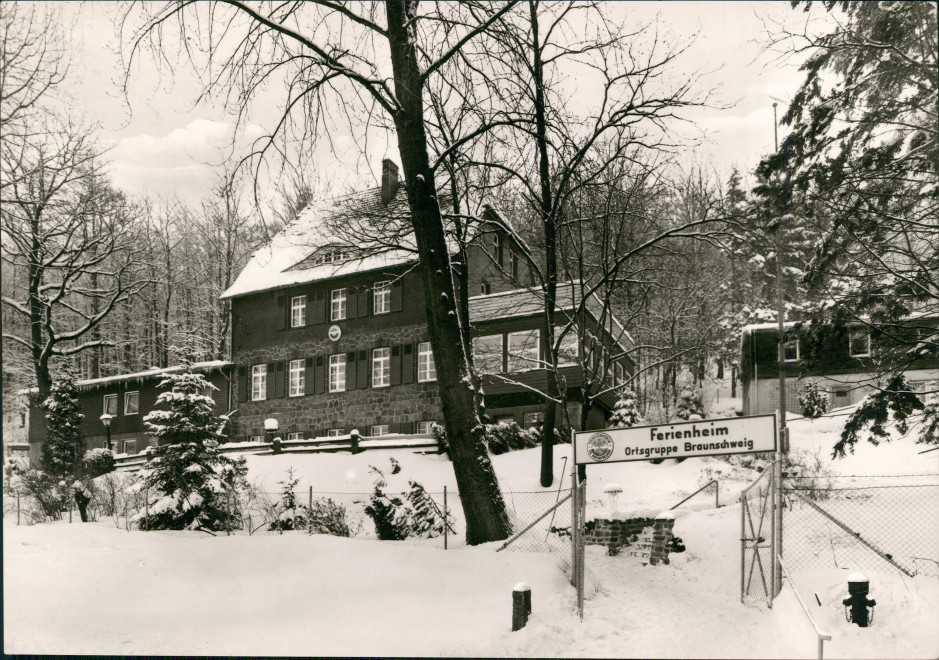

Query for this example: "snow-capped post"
[512,582,531,631]
[443,485,448,550]
[650,512,675,566]
[843,573,876,627]
[264,418,279,452]
[350,429,361,455]
[308,486,313,535]
[16,493,20,525]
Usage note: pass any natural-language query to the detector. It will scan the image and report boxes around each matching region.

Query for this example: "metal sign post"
[572,414,779,620]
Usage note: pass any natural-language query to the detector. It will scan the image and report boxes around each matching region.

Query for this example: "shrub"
[674,389,704,421]
[364,462,410,540]
[308,497,356,537]
[784,448,835,501]
[83,448,115,478]
[609,389,644,428]
[798,380,830,419]
[406,481,454,538]
[11,468,66,520]
[269,468,307,532]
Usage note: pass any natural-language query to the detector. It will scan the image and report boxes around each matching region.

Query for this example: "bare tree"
[1,119,150,400]
[121,1,522,543]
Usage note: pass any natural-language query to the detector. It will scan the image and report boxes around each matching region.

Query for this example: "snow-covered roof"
[740,321,798,333]
[221,185,419,299]
[469,281,635,352]
[75,361,232,391]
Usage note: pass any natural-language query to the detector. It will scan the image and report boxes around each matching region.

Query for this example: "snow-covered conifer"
[608,389,644,428]
[41,373,85,482]
[136,371,245,531]
[675,389,704,421]
[798,381,830,419]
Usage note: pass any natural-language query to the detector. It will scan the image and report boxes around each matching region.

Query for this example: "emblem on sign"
[328,325,342,341]
[586,432,614,462]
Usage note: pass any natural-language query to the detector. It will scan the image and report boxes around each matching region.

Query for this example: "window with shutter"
[252,364,268,401]
[373,281,391,315]
[417,341,436,382]
[329,354,347,392]
[289,359,305,396]
[372,347,391,387]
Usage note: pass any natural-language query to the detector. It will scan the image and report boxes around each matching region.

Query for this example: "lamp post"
[100,414,113,452]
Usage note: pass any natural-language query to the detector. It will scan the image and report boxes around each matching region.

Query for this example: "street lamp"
[100,414,113,452]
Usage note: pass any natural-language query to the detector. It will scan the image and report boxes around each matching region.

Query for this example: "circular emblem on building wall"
[586,432,614,462]
[328,325,342,341]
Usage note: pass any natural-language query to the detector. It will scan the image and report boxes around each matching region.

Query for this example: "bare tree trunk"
[386,1,510,544]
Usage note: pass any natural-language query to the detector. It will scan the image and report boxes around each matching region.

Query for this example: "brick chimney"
[381,158,399,206]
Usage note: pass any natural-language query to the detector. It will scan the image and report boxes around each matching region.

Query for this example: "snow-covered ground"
[4,405,938,657]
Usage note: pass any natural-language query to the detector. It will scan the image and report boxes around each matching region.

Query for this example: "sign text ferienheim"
[573,414,777,465]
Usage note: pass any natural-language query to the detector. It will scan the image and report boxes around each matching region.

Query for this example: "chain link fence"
[783,475,939,578]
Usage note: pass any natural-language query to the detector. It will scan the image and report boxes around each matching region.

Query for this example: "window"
[614,362,625,387]
[911,380,939,405]
[418,341,437,382]
[508,250,518,279]
[287,432,303,441]
[473,334,504,373]
[329,354,347,392]
[523,411,544,428]
[250,435,265,443]
[783,338,800,362]
[289,359,305,397]
[508,329,540,372]
[123,439,137,455]
[290,295,307,328]
[331,288,347,321]
[849,331,871,357]
[373,281,391,315]
[251,364,267,401]
[124,391,139,415]
[327,428,344,437]
[557,330,579,365]
[480,281,491,296]
[311,249,352,266]
[370,424,390,437]
[372,347,390,387]
[103,394,117,416]
[416,421,434,435]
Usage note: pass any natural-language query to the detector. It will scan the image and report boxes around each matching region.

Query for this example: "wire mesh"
[783,475,939,578]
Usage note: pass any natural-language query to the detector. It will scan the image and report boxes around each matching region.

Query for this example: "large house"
[740,317,938,416]
[23,160,634,462]
[222,160,634,440]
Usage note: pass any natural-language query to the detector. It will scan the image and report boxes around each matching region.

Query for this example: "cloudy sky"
[52,1,825,205]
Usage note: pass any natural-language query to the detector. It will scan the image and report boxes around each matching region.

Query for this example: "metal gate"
[740,461,778,607]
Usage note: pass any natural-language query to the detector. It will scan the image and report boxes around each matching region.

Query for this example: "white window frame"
[557,330,579,366]
[123,438,137,455]
[329,354,347,392]
[251,364,267,401]
[327,428,344,437]
[370,424,389,437]
[849,331,871,357]
[103,394,117,416]
[415,421,434,435]
[250,435,265,443]
[331,288,347,321]
[508,329,541,372]
[473,334,504,374]
[783,338,800,362]
[523,411,544,428]
[124,391,139,415]
[288,359,305,397]
[286,432,303,441]
[290,295,307,328]
[372,347,391,387]
[417,341,437,382]
[373,281,391,315]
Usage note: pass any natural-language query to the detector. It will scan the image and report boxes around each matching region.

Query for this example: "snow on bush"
[798,380,830,419]
[609,389,644,428]
[83,448,115,478]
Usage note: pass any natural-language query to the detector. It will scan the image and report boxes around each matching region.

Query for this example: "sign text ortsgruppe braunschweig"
[573,414,777,465]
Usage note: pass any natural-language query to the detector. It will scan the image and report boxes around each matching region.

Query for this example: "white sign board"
[574,414,777,465]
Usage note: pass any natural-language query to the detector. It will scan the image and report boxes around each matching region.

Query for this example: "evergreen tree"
[608,389,644,428]
[798,380,830,419]
[42,373,92,521]
[269,467,307,532]
[674,389,704,421]
[137,371,245,531]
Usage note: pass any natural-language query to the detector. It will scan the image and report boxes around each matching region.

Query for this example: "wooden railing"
[113,432,441,471]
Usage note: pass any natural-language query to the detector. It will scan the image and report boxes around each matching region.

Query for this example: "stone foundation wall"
[584,514,677,565]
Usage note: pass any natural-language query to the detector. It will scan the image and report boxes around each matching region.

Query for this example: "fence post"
[227,490,232,536]
[350,429,360,454]
[145,486,150,526]
[17,493,20,525]
[512,583,531,631]
[443,486,448,550]
[308,486,313,535]
[69,494,72,523]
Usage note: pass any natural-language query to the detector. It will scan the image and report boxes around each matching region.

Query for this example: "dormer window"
[480,281,491,296]
[311,248,352,266]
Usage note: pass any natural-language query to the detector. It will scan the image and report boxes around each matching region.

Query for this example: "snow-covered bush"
[135,371,246,531]
[83,448,115,478]
[784,448,834,501]
[364,462,410,540]
[798,381,830,419]
[308,497,357,537]
[484,422,538,455]
[41,374,85,482]
[10,468,66,520]
[269,468,307,532]
[609,389,644,428]
[674,389,704,421]
[406,481,454,538]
